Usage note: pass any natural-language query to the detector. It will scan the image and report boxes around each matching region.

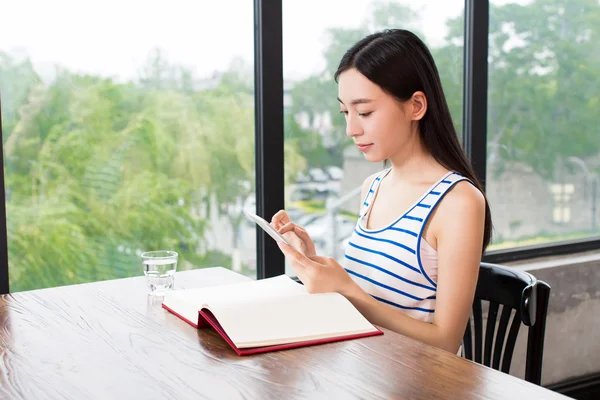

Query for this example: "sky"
[0,0,524,83]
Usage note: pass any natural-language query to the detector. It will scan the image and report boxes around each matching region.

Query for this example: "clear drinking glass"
[141,250,178,296]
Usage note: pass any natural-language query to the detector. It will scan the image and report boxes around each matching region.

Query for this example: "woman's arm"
[278,181,485,354]
[341,181,486,353]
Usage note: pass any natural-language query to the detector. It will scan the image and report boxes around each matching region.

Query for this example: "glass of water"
[141,250,178,296]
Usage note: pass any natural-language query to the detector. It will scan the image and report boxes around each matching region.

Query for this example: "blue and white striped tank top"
[344,168,469,323]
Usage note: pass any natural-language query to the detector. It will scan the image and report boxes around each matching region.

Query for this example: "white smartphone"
[243,210,296,250]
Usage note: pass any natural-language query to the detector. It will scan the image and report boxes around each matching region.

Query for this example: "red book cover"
[162,304,383,356]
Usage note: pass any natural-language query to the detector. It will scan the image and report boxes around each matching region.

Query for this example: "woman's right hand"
[271,210,317,258]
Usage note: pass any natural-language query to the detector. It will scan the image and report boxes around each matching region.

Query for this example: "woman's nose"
[345,115,362,137]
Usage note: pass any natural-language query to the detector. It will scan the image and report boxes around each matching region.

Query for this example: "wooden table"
[0,267,568,400]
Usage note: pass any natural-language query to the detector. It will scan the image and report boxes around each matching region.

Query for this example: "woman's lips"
[357,143,373,152]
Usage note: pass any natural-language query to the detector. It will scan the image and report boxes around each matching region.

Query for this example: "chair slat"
[484,301,499,367]
[470,263,550,384]
[501,309,522,374]
[492,306,513,370]
[473,300,483,364]
[463,317,473,360]
[525,281,551,385]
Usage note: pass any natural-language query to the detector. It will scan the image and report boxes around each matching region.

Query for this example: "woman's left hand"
[278,242,356,295]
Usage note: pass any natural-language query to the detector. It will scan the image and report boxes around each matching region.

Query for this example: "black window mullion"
[462,0,489,189]
[254,0,285,279]
[0,93,9,294]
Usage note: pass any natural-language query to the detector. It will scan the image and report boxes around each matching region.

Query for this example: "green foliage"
[0,51,41,142]
[285,114,331,167]
[1,51,304,291]
[487,0,600,178]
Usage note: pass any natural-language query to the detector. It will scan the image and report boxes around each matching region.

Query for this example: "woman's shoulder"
[437,178,485,222]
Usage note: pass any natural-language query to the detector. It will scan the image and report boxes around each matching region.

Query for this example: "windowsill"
[500,248,600,385]
[505,249,600,272]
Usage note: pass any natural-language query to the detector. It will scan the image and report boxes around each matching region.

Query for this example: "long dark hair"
[335,29,492,252]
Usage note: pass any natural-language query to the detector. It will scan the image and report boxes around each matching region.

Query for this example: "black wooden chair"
[462,262,551,385]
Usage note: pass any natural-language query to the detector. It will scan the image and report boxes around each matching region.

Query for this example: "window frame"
[1,0,598,292]
[0,95,8,294]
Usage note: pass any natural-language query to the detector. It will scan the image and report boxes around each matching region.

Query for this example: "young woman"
[272,29,492,354]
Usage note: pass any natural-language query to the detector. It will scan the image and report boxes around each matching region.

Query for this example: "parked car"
[308,168,329,182]
[326,166,344,181]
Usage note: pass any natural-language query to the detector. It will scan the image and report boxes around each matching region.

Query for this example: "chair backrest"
[462,262,551,385]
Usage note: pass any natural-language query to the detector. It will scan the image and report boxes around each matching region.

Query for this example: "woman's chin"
[362,152,386,163]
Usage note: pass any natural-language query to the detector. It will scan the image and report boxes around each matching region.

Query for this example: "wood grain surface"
[0,268,570,400]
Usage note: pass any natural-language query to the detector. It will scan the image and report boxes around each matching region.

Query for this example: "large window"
[0,0,256,291]
[3,1,597,291]
[282,0,465,273]
[486,0,600,250]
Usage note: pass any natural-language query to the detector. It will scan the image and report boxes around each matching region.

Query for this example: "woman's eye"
[358,112,372,117]
[339,110,348,115]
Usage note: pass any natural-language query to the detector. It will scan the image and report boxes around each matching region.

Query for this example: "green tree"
[196,83,255,271]
[196,60,305,271]
[284,113,331,167]
[486,0,600,179]
[1,50,304,291]
[429,13,465,138]
[4,67,212,290]
[0,51,41,143]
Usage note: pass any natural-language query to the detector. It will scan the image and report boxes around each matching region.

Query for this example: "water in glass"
[143,257,177,295]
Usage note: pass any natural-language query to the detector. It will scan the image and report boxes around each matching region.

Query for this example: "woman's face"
[337,68,424,163]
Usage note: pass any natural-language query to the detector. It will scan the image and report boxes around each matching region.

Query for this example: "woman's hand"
[270,210,317,258]
[277,241,356,295]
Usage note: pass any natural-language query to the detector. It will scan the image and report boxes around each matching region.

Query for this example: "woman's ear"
[410,91,427,121]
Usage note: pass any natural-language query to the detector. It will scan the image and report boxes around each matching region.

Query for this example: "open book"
[162,275,382,355]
